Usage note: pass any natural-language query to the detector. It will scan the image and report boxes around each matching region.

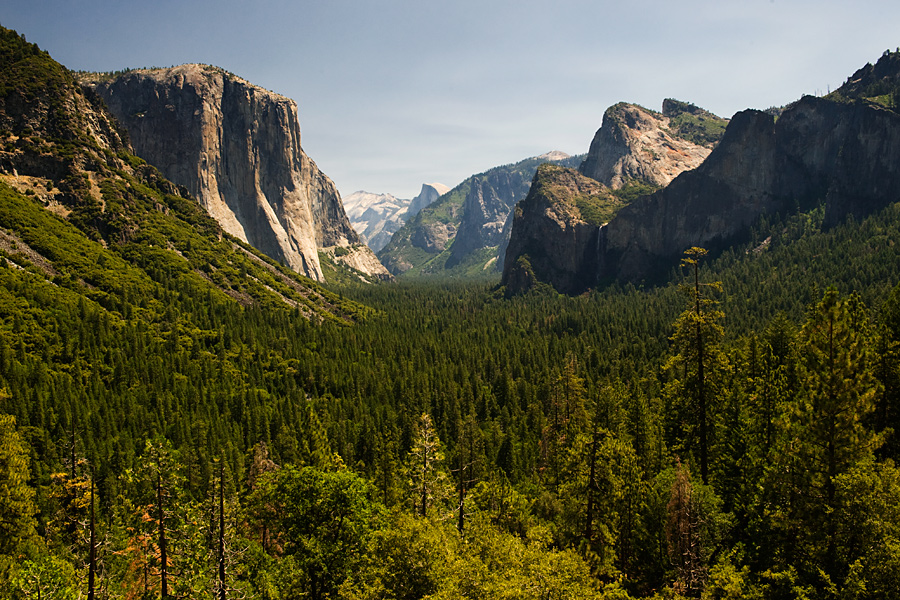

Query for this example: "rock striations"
[84,65,389,282]
[600,93,900,283]
[502,100,727,292]
[0,25,364,322]
[502,165,625,294]
[447,167,534,269]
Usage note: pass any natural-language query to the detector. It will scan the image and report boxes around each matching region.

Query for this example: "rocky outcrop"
[505,56,900,292]
[0,25,364,320]
[320,244,394,282]
[342,190,404,252]
[505,89,900,291]
[599,95,900,282]
[84,64,389,282]
[407,183,450,218]
[579,101,726,189]
[500,100,726,292]
[343,182,449,253]
[501,165,625,294]
[446,168,533,268]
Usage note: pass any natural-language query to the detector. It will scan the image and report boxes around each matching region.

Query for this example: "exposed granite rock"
[579,101,725,189]
[379,152,582,277]
[600,95,900,282]
[407,183,450,218]
[84,64,389,282]
[501,165,622,294]
[411,222,456,253]
[321,244,394,282]
[446,168,533,268]
[342,190,404,252]
[505,70,900,292]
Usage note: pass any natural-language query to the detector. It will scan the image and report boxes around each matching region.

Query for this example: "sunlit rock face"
[579,100,723,190]
[88,64,389,281]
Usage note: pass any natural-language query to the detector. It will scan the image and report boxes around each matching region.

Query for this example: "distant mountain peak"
[342,182,449,253]
[534,150,572,161]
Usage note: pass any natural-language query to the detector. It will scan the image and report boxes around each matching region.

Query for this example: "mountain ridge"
[502,51,900,292]
[0,26,365,321]
[378,152,582,278]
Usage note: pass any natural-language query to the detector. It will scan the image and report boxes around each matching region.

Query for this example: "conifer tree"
[405,413,449,518]
[797,290,881,577]
[665,247,724,484]
[762,290,882,586]
[0,411,36,555]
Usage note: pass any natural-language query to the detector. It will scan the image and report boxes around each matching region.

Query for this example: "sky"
[3,1,899,199]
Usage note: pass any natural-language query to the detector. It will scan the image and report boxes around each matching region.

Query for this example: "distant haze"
[4,0,899,198]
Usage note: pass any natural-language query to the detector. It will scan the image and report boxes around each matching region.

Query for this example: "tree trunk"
[218,460,226,600]
[421,445,428,517]
[88,468,96,600]
[585,427,598,544]
[694,260,708,485]
[158,469,168,599]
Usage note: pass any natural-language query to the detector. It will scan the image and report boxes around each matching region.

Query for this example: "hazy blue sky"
[3,1,899,199]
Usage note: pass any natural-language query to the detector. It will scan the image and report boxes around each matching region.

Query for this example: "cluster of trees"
[2,233,899,597]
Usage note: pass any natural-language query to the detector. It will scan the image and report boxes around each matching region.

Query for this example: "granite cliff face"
[504,60,900,291]
[0,26,363,320]
[502,165,625,294]
[407,183,450,217]
[502,101,725,292]
[579,100,726,189]
[84,65,389,282]
[600,94,900,282]
[342,190,404,253]
[446,168,534,268]
[343,182,449,253]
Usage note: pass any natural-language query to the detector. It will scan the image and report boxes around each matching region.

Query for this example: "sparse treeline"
[2,197,900,598]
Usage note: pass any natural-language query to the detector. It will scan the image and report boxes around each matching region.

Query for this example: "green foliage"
[0,412,36,555]
[379,154,585,279]
[0,26,69,103]
[612,179,663,203]
[667,112,728,147]
[249,465,380,599]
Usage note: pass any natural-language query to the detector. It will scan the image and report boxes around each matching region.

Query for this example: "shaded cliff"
[502,100,726,292]
[504,52,900,292]
[501,165,629,294]
[0,25,367,322]
[446,167,534,269]
[83,65,389,282]
[600,94,900,283]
